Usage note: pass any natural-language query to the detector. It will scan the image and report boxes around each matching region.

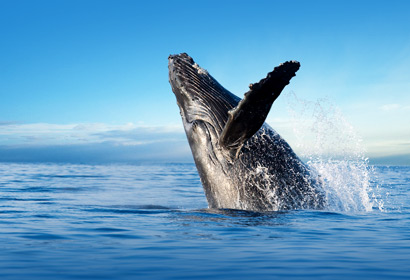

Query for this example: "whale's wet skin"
[169,53,325,211]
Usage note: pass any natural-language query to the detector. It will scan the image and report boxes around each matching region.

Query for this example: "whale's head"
[168,53,240,143]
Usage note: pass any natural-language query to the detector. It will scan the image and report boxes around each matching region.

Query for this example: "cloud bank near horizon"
[0,121,409,165]
[0,122,192,163]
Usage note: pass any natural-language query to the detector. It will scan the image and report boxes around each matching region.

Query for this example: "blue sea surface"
[0,163,409,279]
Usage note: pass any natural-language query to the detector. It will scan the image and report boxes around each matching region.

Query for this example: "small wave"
[20,186,86,193]
[21,233,67,240]
[171,208,291,229]
[0,196,51,202]
[82,204,174,215]
[93,227,129,232]
[33,174,107,179]
[0,210,27,214]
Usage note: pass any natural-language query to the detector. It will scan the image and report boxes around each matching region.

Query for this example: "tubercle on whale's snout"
[168,54,196,120]
[168,55,185,94]
[168,53,187,86]
[168,53,204,101]
[168,53,195,69]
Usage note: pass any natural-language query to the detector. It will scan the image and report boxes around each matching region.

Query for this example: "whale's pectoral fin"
[219,61,300,160]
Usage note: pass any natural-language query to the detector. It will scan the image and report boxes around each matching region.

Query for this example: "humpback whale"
[169,53,325,211]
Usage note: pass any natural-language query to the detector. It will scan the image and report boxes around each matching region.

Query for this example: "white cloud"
[362,138,410,158]
[0,122,191,163]
[380,103,401,111]
[0,122,185,146]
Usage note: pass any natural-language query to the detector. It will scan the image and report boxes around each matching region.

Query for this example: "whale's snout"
[168,53,190,110]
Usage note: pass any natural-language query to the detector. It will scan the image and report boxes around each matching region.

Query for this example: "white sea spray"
[286,92,382,212]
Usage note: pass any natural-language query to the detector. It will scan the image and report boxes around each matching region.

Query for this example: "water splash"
[286,92,382,212]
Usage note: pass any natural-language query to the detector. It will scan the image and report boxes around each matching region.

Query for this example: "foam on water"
[286,92,382,212]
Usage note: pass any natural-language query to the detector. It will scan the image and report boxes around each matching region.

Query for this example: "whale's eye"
[192,120,198,129]
[191,120,202,131]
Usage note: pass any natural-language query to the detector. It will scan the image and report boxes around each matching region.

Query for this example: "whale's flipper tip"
[220,60,300,160]
[251,60,300,90]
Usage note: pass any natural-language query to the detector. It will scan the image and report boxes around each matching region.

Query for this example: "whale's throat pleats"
[168,53,240,135]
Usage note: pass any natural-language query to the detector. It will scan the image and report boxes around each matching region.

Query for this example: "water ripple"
[0,163,408,280]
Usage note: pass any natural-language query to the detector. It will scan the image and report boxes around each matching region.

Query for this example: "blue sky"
[1,0,409,164]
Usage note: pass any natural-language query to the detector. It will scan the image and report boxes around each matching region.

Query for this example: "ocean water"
[0,162,409,279]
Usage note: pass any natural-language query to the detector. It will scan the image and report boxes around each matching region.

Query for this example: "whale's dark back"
[234,125,325,211]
